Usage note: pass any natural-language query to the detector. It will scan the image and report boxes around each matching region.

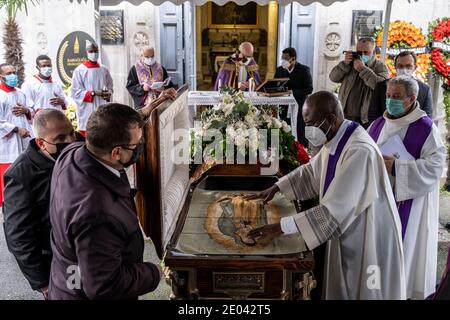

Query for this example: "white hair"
[388,75,419,98]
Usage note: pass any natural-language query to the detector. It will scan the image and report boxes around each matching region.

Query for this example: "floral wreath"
[373,21,430,81]
[428,18,450,88]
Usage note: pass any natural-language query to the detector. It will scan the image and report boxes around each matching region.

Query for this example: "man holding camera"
[329,37,389,127]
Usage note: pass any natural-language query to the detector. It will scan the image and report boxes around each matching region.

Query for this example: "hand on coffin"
[242,185,280,204]
[160,88,177,101]
[140,88,178,117]
[247,223,283,242]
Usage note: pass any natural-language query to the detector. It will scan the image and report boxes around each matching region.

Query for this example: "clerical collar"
[0,82,16,92]
[325,119,351,155]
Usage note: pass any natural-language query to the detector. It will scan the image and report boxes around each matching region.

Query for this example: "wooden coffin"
[135,85,315,300]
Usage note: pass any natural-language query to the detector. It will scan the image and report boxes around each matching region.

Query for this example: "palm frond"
[0,0,39,20]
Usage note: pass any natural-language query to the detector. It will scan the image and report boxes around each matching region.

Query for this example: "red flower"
[294,141,310,165]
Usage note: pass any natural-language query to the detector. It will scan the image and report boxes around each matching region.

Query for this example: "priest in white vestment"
[71,42,113,137]
[22,55,68,114]
[247,91,406,300]
[0,64,34,205]
[368,76,445,299]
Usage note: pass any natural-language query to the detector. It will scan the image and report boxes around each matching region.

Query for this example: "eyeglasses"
[117,137,145,151]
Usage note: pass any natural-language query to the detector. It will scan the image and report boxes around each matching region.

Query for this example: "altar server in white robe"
[368,76,445,300]
[21,55,68,114]
[247,91,406,300]
[0,64,33,205]
[71,42,113,137]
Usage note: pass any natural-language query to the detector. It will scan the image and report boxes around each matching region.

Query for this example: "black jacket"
[368,78,433,123]
[48,143,160,300]
[274,62,313,146]
[2,139,54,290]
[126,65,173,109]
[274,62,313,109]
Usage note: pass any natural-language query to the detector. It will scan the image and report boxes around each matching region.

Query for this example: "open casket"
[135,85,315,300]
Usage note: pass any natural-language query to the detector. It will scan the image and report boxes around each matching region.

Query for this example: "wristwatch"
[91,91,96,97]
[12,126,18,133]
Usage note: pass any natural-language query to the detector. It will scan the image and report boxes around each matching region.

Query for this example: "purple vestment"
[368,116,432,240]
[214,58,261,90]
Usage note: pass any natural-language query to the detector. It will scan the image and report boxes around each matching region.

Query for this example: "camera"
[343,51,362,60]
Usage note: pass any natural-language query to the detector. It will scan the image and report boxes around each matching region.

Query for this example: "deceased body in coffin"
[175,176,306,255]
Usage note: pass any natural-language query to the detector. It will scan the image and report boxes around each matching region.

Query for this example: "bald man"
[214,42,261,91]
[126,47,173,109]
[71,42,113,137]
[3,109,78,299]
[245,91,405,300]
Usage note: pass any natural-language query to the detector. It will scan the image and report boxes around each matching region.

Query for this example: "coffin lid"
[136,85,190,259]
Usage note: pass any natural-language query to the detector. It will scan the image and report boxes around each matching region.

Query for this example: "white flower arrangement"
[191,87,297,164]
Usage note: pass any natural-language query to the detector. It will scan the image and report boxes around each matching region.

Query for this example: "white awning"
[99,0,349,6]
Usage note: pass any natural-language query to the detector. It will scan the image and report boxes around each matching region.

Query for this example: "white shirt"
[95,158,121,178]
[21,75,68,112]
[281,120,351,234]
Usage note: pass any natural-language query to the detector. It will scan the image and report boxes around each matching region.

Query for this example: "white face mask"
[305,119,331,147]
[144,57,155,66]
[281,59,291,70]
[39,67,52,77]
[396,68,414,77]
[87,52,99,62]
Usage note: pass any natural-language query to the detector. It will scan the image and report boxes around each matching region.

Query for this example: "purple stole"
[135,60,164,105]
[368,116,432,240]
[323,121,359,196]
[214,59,261,90]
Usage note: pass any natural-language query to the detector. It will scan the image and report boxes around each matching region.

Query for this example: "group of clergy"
[0,42,173,205]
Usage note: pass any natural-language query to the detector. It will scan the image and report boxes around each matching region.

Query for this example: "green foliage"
[0,0,38,20]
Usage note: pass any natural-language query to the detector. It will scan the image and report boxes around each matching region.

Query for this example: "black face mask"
[50,142,71,160]
[41,139,72,160]
[119,142,144,168]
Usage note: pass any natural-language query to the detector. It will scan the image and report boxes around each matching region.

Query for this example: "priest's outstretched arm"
[394,127,446,202]
[277,146,380,250]
[275,155,321,202]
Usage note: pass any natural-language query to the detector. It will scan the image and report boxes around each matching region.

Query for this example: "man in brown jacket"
[329,37,389,127]
[48,103,161,300]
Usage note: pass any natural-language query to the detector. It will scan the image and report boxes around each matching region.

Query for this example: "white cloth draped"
[276,123,406,300]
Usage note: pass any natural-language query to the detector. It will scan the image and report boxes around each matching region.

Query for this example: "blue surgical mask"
[361,55,371,64]
[386,98,405,117]
[4,74,18,88]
